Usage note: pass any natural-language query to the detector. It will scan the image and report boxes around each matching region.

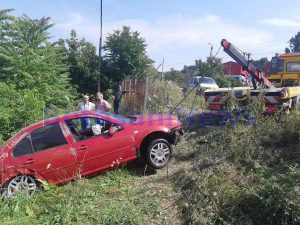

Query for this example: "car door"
[65,116,136,176]
[11,122,79,185]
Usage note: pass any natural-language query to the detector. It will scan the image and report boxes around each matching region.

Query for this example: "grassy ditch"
[171,111,300,225]
[0,168,159,225]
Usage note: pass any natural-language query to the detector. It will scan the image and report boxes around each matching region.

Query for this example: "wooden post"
[143,77,149,113]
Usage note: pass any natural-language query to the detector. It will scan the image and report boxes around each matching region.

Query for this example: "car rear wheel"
[2,175,38,198]
[145,139,171,169]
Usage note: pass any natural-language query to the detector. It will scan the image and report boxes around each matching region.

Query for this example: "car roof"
[18,111,115,133]
[225,75,245,77]
[1,111,123,148]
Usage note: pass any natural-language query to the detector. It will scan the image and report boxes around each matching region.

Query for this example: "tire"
[145,139,172,169]
[2,175,39,198]
[292,96,300,109]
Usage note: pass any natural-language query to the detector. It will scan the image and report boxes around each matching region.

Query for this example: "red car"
[0,111,183,197]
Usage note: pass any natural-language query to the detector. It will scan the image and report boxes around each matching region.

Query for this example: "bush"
[0,83,44,144]
[146,79,183,113]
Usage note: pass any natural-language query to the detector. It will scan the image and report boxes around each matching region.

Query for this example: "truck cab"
[268,53,300,87]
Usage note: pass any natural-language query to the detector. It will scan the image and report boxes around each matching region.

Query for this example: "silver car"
[196,77,219,93]
[184,76,219,93]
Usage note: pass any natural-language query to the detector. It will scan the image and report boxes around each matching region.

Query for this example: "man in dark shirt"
[112,84,127,115]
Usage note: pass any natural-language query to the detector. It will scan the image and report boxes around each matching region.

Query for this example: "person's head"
[83,95,89,103]
[118,84,122,91]
[96,92,103,101]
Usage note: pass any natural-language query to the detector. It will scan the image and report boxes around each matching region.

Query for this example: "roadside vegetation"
[1,8,300,225]
[172,110,300,225]
[0,167,161,225]
[1,80,299,225]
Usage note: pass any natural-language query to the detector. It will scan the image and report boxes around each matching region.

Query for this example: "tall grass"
[0,168,159,225]
[172,111,300,225]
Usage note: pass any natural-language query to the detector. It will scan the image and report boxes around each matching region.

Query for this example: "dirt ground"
[130,136,197,225]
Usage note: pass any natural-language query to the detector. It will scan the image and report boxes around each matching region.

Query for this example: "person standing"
[112,84,128,115]
[76,95,95,129]
[95,92,111,112]
[76,95,95,111]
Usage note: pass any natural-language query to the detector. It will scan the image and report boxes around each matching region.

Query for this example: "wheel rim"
[6,175,37,197]
[150,142,170,167]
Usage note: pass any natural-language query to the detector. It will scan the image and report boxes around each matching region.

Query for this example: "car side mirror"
[108,126,118,137]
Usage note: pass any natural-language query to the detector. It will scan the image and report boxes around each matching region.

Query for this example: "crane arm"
[221,39,274,89]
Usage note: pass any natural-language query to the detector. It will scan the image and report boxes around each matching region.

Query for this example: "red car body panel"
[0,111,182,187]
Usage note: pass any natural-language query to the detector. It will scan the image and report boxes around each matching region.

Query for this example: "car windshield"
[96,111,132,124]
[200,77,215,84]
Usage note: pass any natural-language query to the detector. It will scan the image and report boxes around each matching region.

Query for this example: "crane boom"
[221,39,274,89]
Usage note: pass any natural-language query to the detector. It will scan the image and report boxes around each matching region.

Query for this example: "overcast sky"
[1,0,300,70]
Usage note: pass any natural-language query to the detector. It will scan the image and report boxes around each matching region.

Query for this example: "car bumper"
[172,128,184,145]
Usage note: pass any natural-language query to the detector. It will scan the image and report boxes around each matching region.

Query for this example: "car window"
[65,117,122,141]
[13,123,67,157]
[31,123,67,152]
[205,78,215,84]
[97,112,131,124]
[13,135,34,157]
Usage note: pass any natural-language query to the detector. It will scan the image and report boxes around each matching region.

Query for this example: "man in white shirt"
[76,95,95,111]
[76,95,95,129]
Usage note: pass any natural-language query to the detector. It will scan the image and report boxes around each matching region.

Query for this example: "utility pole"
[97,0,103,91]
[161,57,164,80]
[208,43,213,58]
[244,52,251,67]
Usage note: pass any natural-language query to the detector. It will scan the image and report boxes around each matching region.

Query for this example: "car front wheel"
[145,139,171,169]
[2,175,38,198]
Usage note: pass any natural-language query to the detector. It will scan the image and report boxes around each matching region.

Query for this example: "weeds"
[0,168,158,225]
[169,110,300,225]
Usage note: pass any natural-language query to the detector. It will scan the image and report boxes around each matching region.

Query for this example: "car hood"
[199,83,219,88]
[129,114,181,128]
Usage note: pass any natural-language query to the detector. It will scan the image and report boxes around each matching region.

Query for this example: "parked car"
[183,76,219,93]
[196,77,219,93]
[224,75,253,86]
[0,111,183,197]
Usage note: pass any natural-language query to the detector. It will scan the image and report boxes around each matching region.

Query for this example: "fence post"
[143,77,149,113]
[134,79,137,112]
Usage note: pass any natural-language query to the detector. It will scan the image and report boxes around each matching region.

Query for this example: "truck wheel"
[292,96,300,109]
[145,139,171,169]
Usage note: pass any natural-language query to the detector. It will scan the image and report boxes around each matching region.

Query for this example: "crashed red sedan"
[0,111,183,197]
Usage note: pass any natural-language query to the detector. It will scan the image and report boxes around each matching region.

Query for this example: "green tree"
[195,57,240,87]
[165,68,189,84]
[288,31,300,52]
[0,83,44,142]
[65,30,101,95]
[0,11,75,141]
[0,13,74,105]
[103,26,153,84]
[182,65,197,75]
[196,57,223,79]
[252,57,269,72]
